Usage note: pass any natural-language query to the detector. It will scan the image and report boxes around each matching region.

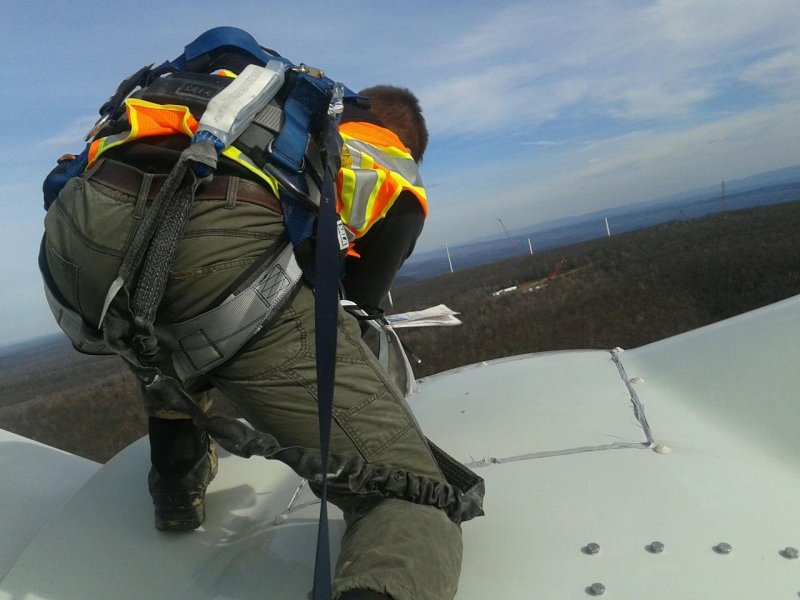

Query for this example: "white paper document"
[386,304,462,328]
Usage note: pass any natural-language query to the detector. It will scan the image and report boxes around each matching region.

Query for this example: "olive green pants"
[43,164,462,599]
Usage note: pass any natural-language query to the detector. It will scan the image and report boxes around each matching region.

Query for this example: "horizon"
[2,0,799,345]
[404,164,800,263]
[7,189,798,351]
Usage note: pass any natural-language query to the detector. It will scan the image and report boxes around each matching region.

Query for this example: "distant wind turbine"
[445,242,454,273]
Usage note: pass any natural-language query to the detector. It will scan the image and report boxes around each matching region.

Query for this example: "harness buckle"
[267,138,307,174]
[293,63,325,79]
[85,113,112,142]
[328,83,345,117]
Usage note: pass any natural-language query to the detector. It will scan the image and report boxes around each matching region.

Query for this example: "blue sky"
[1,0,799,345]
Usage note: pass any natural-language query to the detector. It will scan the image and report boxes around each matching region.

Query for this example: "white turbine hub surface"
[2,295,799,598]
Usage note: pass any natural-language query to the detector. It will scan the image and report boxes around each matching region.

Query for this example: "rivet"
[584,542,601,555]
[648,541,665,553]
[781,547,799,559]
[588,582,606,596]
[714,542,732,554]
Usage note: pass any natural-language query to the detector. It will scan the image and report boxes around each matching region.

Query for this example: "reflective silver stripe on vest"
[342,166,380,233]
[341,138,424,235]
[344,138,423,187]
[156,243,302,382]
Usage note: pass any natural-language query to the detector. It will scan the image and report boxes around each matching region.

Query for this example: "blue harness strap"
[42,29,353,599]
[176,41,345,597]
[168,26,289,71]
[272,72,343,287]
[271,74,325,173]
[42,147,89,210]
[309,97,345,600]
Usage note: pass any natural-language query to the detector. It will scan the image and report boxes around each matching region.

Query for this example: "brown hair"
[358,85,428,162]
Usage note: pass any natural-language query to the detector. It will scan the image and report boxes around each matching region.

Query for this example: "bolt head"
[648,541,665,553]
[588,582,606,596]
[781,547,799,559]
[714,542,732,554]
[584,542,601,555]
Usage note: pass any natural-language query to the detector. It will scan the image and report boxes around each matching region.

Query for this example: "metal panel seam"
[610,349,654,445]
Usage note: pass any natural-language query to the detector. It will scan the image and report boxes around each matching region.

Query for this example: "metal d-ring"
[267,138,307,175]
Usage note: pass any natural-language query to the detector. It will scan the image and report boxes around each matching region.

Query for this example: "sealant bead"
[648,541,665,553]
[714,542,732,554]
[584,542,601,555]
[629,377,645,384]
[781,547,799,559]
[653,444,672,455]
[588,582,606,596]
[273,514,288,525]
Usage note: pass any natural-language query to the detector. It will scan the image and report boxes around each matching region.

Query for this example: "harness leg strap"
[100,285,483,525]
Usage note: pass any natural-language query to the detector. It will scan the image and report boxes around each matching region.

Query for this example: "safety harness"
[41,26,484,598]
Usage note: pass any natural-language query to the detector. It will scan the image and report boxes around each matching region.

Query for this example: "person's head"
[358,85,428,163]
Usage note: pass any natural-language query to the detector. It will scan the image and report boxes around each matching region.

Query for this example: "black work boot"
[148,418,218,531]
[338,592,392,599]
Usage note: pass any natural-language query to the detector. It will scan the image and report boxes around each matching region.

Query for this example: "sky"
[1,0,799,345]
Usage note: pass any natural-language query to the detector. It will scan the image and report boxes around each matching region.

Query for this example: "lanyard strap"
[311,95,345,600]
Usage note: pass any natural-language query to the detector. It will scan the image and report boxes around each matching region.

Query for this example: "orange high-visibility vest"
[87,99,198,166]
[337,121,427,240]
[86,100,427,241]
[86,98,281,197]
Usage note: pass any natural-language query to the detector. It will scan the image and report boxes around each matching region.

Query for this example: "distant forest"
[2,199,799,462]
[391,200,800,376]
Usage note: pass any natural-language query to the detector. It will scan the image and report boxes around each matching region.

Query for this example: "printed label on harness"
[336,219,350,251]
[198,61,286,148]
[176,82,221,101]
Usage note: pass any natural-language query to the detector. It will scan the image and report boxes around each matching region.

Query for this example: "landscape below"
[1,199,798,462]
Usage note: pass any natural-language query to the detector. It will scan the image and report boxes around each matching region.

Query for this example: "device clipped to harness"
[40,28,485,600]
[191,60,287,177]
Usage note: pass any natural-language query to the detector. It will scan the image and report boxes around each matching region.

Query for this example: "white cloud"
[35,115,98,150]
[416,0,800,137]
[420,63,591,135]
[740,50,800,96]
[604,83,713,120]
[3,0,800,343]
[646,0,798,53]
[417,100,800,251]
[567,102,800,185]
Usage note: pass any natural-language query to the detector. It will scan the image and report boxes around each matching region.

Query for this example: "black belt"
[87,158,282,214]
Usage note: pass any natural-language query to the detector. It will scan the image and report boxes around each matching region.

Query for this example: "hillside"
[400,176,800,281]
[390,199,800,377]
[1,200,799,462]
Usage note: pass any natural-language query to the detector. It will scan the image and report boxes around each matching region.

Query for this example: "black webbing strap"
[99,142,218,327]
[310,105,344,600]
[89,76,483,599]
